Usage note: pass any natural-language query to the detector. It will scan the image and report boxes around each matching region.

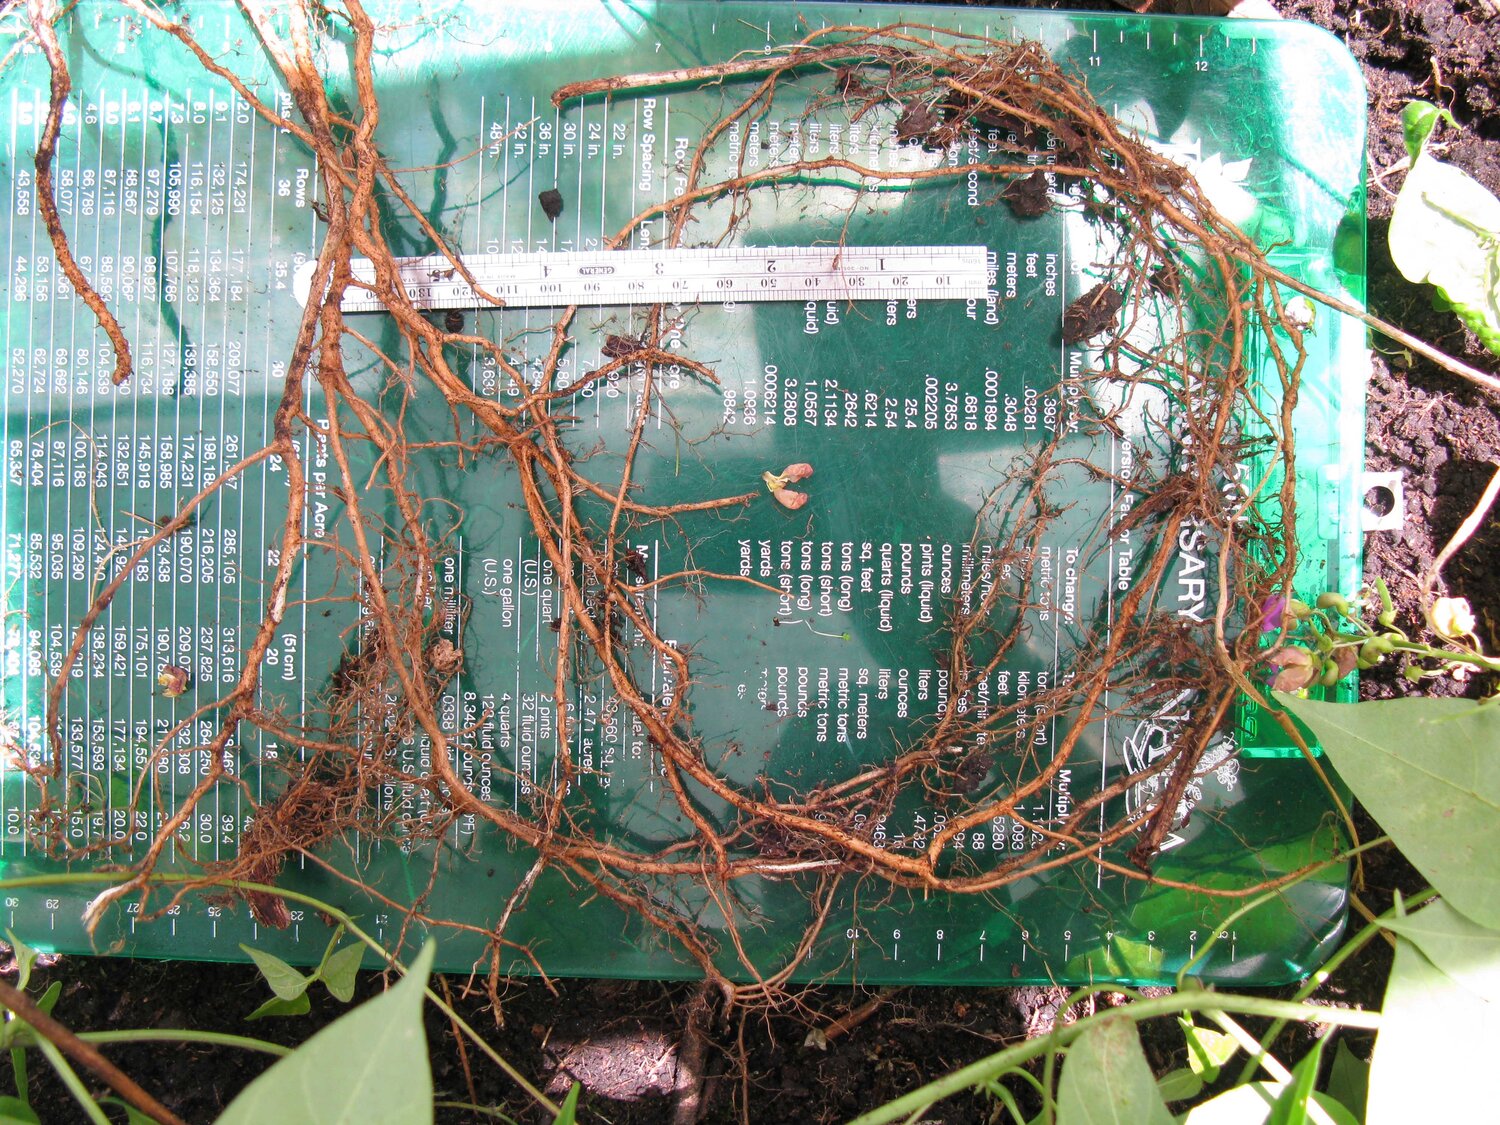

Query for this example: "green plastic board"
[0,1,1367,986]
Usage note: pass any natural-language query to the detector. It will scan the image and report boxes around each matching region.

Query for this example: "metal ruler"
[295,245,993,311]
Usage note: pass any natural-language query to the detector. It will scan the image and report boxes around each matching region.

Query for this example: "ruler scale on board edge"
[294,245,994,311]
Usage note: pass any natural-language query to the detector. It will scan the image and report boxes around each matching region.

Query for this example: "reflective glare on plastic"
[0,2,1367,985]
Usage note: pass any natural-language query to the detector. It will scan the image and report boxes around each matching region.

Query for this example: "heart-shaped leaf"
[1180,1015,1239,1081]
[1276,697,1500,928]
[1381,898,1500,1004]
[240,945,310,1002]
[1401,100,1457,161]
[1325,1041,1368,1124]
[1368,935,1499,1125]
[5,931,38,992]
[245,993,312,1022]
[1156,1067,1203,1102]
[319,943,365,1004]
[1387,141,1500,357]
[1057,1013,1174,1125]
[34,982,60,1017]
[218,943,436,1125]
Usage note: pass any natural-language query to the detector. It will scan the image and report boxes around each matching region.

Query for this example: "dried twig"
[1421,462,1500,603]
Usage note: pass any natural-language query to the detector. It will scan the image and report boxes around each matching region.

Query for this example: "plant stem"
[0,976,186,1125]
[1388,639,1500,672]
[1256,259,1500,396]
[76,1029,292,1058]
[34,1038,111,1125]
[0,871,562,1118]
[844,994,1379,1125]
[1234,887,1433,1086]
[1422,463,1500,600]
[1175,835,1391,986]
[1206,1010,1292,1083]
[1209,1011,1346,1125]
[432,1101,522,1123]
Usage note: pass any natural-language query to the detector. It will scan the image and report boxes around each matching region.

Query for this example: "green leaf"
[218,943,436,1125]
[1387,150,1500,357]
[239,944,310,1002]
[1157,1068,1203,1103]
[5,931,38,992]
[319,943,364,1004]
[245,993,312,1022]
[1180,1084,1357,1125]
[1307,1095,1359,1125]
[1368,936,1499,1125]
[1275,697,1500,928]
[1446,291,1500,357]
[1401,100,1457,161]
[1181,1081,1281,1123]
[34,982,60,1017]
[1380,898,1500,1003]
[1057,1013,1174,1125]
[1265,1038,1325,1125]
[99,1097,158,1125]
[1325,1042,1368,1124]
[8,1042,26,1100]
[1179,1015,1239,1081]
[552,1083,580,1125]
[1390,151,1500,279]
[0,1096,40,1125]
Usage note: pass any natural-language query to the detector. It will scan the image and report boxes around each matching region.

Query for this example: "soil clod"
[833,66,866,96]
[1003,169,1052,217]
[1061,283,1124,342]
[894,101,941,144]
[602,333,643,359]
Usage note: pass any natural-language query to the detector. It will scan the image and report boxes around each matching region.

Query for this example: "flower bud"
[772,488,808,511]
[1331,646,1358,679]
[780,463,815,483]
[1269,646,1316,692]
[1430,596,1476,640]
[157,664,191,698]
[1315,592,1350,615]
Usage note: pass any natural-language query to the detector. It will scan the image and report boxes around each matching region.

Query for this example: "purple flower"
[1260,594,1287,634]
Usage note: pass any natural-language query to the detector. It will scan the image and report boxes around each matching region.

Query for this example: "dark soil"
[1282,0,1500,698]
[9,2,1498,1122]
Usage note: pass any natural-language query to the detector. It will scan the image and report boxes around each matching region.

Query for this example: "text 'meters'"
[293,244,993,311]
